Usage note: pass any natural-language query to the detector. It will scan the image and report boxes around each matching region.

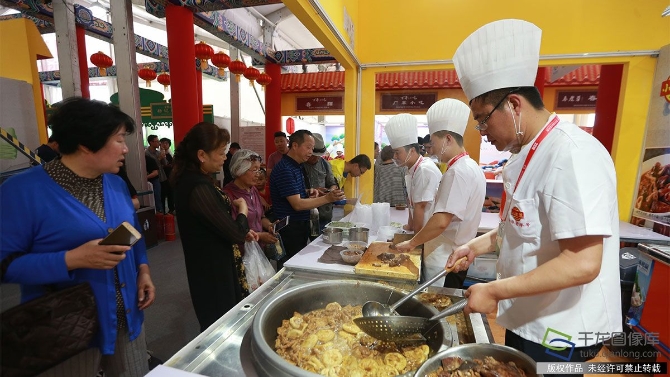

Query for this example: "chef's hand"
[446,244,476,272]
[258,231,278,244]
[394,240,414,253]
[463,282,498,315]
[245,229,259,242]
[65,240,129,270]
[137,265,156,310]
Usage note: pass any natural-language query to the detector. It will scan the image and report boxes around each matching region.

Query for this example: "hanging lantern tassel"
[157,72,171,92]
[228,60,246,82]
[257,72,272,91]
[138,67,157,88]
[211,51,231,77]
[243,67,260,87]
[90,51,113,76]
[194,41,214,70]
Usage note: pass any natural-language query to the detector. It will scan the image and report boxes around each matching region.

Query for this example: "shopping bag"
[243,240,276,292]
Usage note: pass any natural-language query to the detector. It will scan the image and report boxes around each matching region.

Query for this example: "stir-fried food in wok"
[427,356,527,377]
[275,302,430,376]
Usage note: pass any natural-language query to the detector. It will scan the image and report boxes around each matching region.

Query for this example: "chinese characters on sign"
[296,96,343,112]
[555,90,598,110]
[537,362,667,375]
[380,93,437,110]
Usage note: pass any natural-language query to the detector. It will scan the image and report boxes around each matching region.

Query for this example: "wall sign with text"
[555,90,598,110]
[380,93,437,110]
[296,96,343,112]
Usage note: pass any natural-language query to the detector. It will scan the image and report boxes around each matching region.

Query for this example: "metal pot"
[413,343,541,377]
[321,228,343,244]
[251,280,451,377]
[348,227,369,242]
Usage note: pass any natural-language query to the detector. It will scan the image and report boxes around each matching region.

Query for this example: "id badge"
[495,221,504,254]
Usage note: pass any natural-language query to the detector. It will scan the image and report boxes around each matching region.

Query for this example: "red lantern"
[211,51,231,76]
[138,66,157,87]
[228,60,246,82]
[194,41,214,70]
[256,72,272,91]
[90,51,113,76]
[243,66,260,87]
[286,117,295,134]
[157,72,171,91]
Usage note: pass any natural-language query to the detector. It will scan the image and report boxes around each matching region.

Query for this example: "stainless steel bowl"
[321,228,343,244]
[413,343,541,377]
[348,227,370,242]
[251,280,452,377]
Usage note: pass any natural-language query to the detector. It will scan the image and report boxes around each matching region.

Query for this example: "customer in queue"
[224,149,278,253]
[373,145,408,207]
[269,130,345,269]
[266,131,289,176]
[172,122,258,332]
[385,113,441,233]
[329,153,372,189]
[446,19,621,370]
[0,97,155,376]
[394,99,486,288]
[303,133,339,236]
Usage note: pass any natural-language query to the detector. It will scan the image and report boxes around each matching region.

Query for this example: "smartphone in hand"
[99,221,142,247]
[273,216,290,233]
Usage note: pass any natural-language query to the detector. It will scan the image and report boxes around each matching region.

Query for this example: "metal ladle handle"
[390,256,468,312]
[430,298,468,321]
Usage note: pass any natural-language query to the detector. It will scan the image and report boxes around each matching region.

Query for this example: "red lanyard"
[410,156,424,180]
[447,151,468,169]
[500,115,560,220]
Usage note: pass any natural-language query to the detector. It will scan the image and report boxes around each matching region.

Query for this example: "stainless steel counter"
[165,268,494,376]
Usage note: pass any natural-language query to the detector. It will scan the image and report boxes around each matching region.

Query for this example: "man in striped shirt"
[269,130,345,268]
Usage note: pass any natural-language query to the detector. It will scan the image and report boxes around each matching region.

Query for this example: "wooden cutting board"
[354,241,421,281]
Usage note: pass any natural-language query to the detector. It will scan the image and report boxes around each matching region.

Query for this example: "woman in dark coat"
[172,122,258,332]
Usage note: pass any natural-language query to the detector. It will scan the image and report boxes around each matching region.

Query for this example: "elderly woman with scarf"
[223,149,278,251]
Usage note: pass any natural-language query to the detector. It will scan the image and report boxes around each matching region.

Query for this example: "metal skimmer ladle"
[362,257,468,317]
[354,299,469,343]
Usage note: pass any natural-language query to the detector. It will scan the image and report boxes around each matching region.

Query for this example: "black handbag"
[1,254,99,377]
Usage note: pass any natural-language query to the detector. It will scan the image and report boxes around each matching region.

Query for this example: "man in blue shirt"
[270,130,345,268]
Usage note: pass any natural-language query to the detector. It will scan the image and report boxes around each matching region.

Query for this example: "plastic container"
[466,256,497,280]
[343,240,367,252]
[340,249,363,264]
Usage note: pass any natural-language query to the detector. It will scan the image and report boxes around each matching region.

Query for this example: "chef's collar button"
[504,182,512,189]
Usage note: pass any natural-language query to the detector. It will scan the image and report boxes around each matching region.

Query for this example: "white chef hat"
[453,19,542,102]
[427,99,471,136]
[385,113,418,148]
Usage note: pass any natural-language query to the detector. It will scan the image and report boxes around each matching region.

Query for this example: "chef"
[394,99,486,288]
[446,19,622,368]
[385,113,441,233]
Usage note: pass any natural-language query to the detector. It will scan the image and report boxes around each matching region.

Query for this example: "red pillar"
[592,64,623,154]
[76,26,90,99]
[265,62,281,163]
[165,4,199,145]
[534,67,546,99]
[196,68,203,122]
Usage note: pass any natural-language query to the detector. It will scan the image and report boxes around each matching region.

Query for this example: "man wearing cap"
[385,113,442,233]
[303,133,339,234]
[446,19,621,366]
[394,99,486,288]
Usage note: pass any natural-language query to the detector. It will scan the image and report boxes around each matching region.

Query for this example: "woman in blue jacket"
[0,98,155,376]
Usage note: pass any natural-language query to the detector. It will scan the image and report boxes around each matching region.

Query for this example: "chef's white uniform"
[496,115,622,346]
[406,157,441,228]
[424,156,486,286]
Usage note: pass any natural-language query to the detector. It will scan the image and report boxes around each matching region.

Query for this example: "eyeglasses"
[248,169,263,175]
[475,88,521,131]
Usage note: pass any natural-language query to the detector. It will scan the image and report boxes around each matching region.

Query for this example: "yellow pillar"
[0,19,53,143]
[356,68,377,204]
[612,56,657,220]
